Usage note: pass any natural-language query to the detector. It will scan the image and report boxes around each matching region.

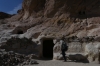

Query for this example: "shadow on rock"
[67,54,89,63]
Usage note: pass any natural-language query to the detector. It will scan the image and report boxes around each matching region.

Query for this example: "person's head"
[61,35,65,40]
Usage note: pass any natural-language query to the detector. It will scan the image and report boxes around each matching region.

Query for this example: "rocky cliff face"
[0,0,100,63]
[19,0,100,38]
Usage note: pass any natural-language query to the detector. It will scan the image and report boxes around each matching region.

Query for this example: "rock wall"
[1,37,39,55]
[0,0,100,64]
[85,42,100,63]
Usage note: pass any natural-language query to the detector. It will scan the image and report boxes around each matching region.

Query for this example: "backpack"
[61,41,68,51]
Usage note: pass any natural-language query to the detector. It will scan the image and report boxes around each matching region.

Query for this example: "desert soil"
[25,59,100,66]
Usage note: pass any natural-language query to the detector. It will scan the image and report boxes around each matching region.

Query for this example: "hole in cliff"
[79,11,81,15]
[17,30,23,34]
[83,11,85,15]
[43,39,54,59]
[78,11,86,15]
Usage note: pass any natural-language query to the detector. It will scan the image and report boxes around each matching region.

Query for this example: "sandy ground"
[25,60,100,66]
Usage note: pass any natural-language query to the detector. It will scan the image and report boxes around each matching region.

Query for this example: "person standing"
[60,36,68,62]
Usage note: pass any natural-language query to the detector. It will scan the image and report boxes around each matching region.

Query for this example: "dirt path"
[25,60,100,66]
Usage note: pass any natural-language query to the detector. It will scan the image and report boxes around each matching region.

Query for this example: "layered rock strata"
[0,0,100,63]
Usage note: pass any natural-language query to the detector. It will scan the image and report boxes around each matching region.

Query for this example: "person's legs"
[62,50,66,61]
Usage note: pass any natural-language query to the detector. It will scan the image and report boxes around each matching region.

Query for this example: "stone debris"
[0,49,38,66]
[0,0,100,64]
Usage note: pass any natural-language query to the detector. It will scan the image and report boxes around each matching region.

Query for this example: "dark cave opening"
[83,11,85,15]
[17,30,24,34]
[43,39,54,59]
[78,11,86,15]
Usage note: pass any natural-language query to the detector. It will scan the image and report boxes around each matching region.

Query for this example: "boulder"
[85,42,100,63]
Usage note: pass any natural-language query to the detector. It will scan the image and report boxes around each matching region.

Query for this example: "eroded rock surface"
[0,49,38,66]
[0,0,100,64]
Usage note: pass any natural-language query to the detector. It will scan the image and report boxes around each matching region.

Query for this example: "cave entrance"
[42,39,54,59]
[17,30,23,34]
[78,11,86,15]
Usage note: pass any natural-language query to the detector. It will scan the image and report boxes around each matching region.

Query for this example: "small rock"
[29,59,38,65]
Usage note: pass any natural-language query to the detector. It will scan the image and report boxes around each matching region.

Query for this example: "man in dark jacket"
[61,36,68,62]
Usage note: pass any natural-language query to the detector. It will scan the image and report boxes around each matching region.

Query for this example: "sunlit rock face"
[20,0,100,38]
[0,0,100,63]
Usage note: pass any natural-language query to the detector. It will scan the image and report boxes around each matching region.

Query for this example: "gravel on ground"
[25,60,100,66]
